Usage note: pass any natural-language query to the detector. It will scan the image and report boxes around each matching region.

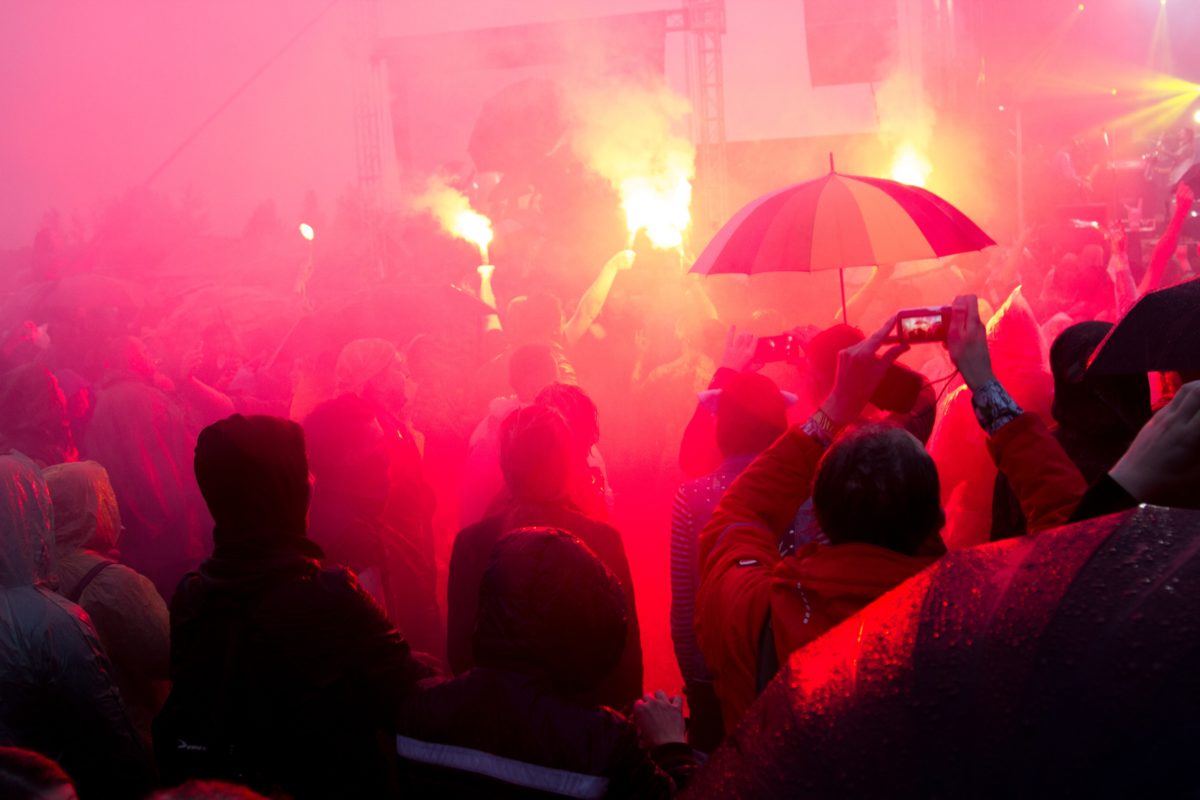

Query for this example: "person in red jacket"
[697,295,1089,732]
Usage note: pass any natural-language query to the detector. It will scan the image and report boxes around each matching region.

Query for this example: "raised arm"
[946,294,1088,531]
[563,249,635,346]
[1138,182,1194,295]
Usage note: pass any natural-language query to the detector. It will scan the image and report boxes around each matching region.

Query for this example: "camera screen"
[899,314,947,342]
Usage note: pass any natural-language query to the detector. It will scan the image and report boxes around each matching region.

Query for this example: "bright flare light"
[621,170,692,250]
[890,144,933,187]
[413,178,495,264]
[298,222,315,241]
[1192,109,1200,125]
[453,209,494,264]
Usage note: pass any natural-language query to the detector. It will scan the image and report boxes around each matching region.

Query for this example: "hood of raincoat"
[194,414,310,556]
[987,287,1053,417]
[472,527,627,694]
[0,452,55,588]
[43,460,121,556]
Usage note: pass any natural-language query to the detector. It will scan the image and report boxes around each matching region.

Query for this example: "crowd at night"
[3,1,1200,797]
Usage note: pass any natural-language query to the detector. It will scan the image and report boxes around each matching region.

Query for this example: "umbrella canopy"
[1087,276,1200,377]
[686,505,1200,798]
[690,170,995,276]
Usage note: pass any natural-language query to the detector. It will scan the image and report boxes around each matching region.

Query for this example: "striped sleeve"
[671,483,708,682]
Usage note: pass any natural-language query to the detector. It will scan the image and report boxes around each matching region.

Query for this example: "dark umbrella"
[468,78,566,174]
[690,163,995,320]
[686,505,1200,798]
[1087,277,1200,376]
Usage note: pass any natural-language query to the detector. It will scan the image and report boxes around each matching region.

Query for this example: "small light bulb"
[299,223,315,241]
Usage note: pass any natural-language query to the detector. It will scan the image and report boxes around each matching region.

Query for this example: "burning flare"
[620,162,693,250]
[890,144,933,188]
[568,81,695,251]
[413,177,495,263]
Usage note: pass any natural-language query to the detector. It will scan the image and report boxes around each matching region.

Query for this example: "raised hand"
[819,315,907,426]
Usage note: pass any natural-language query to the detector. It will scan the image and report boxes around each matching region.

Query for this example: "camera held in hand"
[886,307,952,344]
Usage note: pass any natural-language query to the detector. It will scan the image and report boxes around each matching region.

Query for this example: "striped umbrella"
[690,162,995,319]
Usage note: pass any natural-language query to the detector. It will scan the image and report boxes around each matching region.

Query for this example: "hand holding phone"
[885,307,952,344]
[754,333,802,363]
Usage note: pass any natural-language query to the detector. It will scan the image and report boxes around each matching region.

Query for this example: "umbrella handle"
[839,268,848,323]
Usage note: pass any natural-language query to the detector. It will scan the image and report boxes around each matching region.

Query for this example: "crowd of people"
[0,166,1198,798]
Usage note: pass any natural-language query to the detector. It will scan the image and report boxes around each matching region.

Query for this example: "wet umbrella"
[1087,276,1200,376]
[689,162,995,320]
[468,78,566,174]
[687,505,1200,798]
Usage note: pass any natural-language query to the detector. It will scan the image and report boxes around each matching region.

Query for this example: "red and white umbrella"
[690,163,995,319]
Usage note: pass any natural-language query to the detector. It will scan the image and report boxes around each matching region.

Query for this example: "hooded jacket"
[449,500,643,711]
[399,529,694,799]
[83,370,210,598]
[0,453,150,798]
[698,408,1086,732]
[43,460,170,750]
[155,415,433,799]
[929,288,1055,550]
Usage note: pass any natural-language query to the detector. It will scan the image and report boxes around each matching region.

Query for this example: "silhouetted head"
[194,415,309,546]
[715,372,788,458]
[43,461,122,557]
[335,338,408,413]
[813,422,944,555]
[507,343,559,402]
[303,395,390,507]
[534,382,599,457]
[0,364,76,467]
[499,404,572,503]
[805,325,864,399]
[506,293,564,345]
[0,747,76,800]
[473,528,626,694]
[1050,321,1150,441]
[0,453,55,589]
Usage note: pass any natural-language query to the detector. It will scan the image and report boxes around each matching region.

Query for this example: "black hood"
[194,414,310,556]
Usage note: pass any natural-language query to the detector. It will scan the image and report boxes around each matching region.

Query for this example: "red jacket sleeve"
[696,424,825,730]
[987,412,1088,532]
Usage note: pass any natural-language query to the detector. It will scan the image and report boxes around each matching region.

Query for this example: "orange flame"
[413,178,494,263]
[452,209,494,264]
[621,169,692,250]
[890,144,933,187]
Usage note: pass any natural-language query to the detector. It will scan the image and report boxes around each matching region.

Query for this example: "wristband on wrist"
[803,408,843,447]
[971,379,1023,434]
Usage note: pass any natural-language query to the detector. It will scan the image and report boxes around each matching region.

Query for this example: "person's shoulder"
[17,587,110,663]
[453,515,503,550]
[86,561,168,610]
[311,561,375,599]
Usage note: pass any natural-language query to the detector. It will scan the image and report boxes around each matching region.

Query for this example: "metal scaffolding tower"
[677,0,729,238]
[348,0,389,275]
